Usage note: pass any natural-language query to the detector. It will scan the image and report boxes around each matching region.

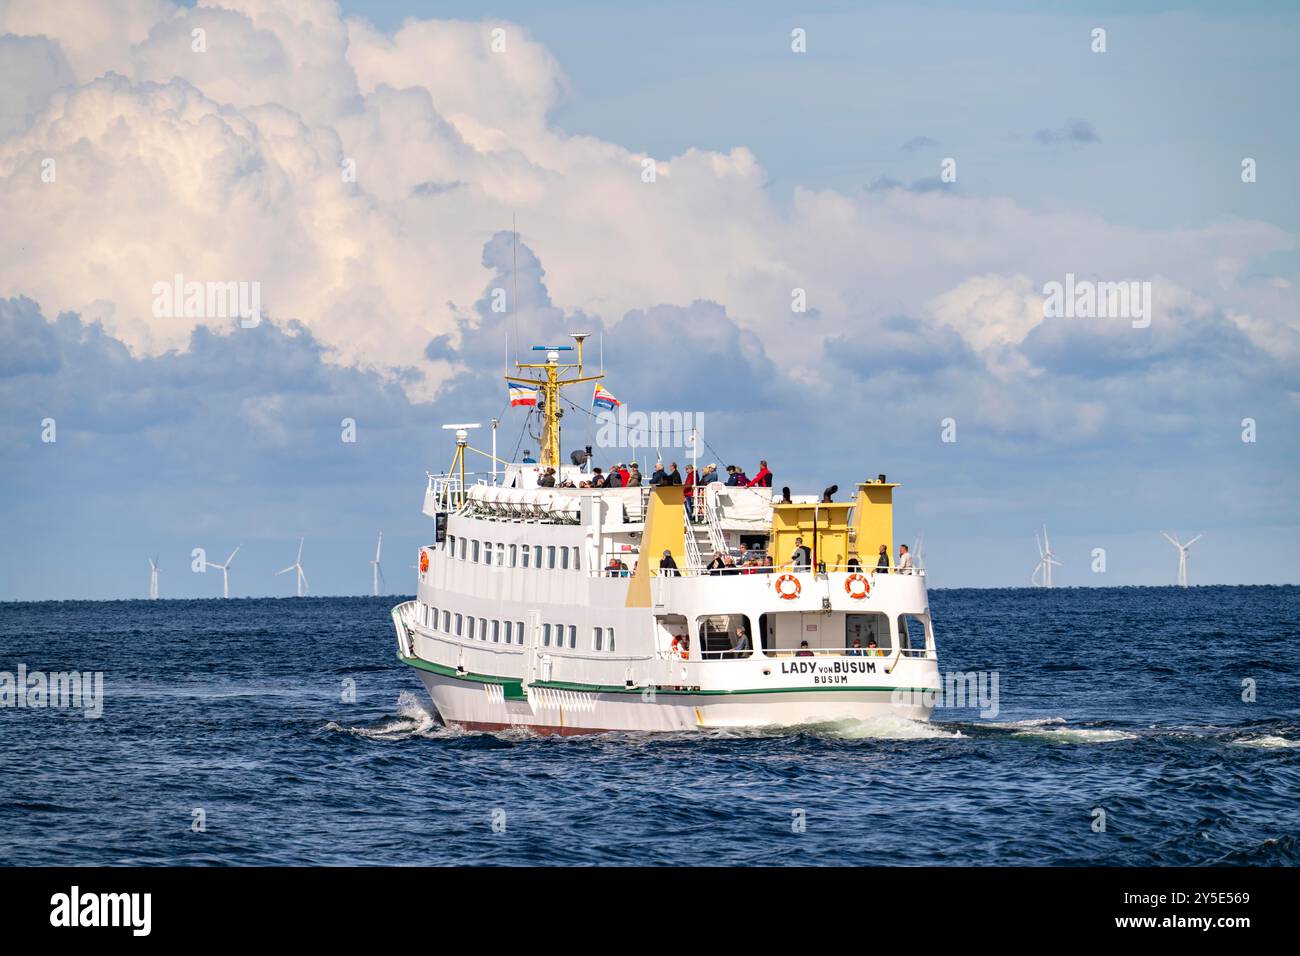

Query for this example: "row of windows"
[445,536,582,572]
[418,603,617,652]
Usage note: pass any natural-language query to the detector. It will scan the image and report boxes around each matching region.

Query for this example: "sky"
[0,0,1297,599]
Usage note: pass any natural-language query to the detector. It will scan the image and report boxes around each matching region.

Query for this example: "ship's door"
[800,614,823,651]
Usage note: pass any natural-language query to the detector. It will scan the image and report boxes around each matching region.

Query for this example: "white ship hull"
[410,664,934,734]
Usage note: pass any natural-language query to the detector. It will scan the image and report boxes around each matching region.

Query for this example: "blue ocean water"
[1,587,1297,866]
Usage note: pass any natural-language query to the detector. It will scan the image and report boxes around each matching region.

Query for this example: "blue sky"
[0,0,1297,598]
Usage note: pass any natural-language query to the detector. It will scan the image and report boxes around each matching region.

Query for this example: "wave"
[1228,734,1300,749]
[323,691,455,741]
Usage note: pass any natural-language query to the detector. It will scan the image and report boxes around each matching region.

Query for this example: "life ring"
[419,551,429,573]
[845,573,870,599]
[774,574,801,599]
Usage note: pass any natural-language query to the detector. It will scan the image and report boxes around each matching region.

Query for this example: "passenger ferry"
[391,334,941,733]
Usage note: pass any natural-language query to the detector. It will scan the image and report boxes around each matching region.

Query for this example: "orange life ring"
[845,573,870,599]
[419,551,429,573]
[775,574,801,599]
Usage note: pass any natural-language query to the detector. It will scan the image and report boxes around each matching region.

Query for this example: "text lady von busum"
[50,887,151,936]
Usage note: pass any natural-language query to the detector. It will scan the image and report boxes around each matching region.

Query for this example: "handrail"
[682,505,706,573]
[646,566,926,578]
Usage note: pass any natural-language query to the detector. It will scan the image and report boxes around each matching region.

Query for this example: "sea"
[1,586,1297,866]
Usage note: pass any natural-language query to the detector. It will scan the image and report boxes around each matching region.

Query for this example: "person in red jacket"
[746,460,772,488]
[684,465,697,518]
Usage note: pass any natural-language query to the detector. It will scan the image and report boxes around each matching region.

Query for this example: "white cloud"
[0,0,1296,420]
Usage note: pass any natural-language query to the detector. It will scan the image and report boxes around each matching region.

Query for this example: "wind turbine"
[1161,531,1203,587]
[206,546,239,598]
[148,555,159,600]
[277,538,309,597]
[370,532,385,596]
[1032,526,1063,587]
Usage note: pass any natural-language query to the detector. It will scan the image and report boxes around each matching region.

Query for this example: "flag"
[509,382,539,407]
[593,383,620,410]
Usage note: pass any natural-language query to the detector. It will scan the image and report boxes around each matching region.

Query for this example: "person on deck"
[706,551,727,574]
[745,460,772,488]
[522,450,536,463]
[896,544,913,574]
[876,544,891,574]
[626,463,642,486]
[590,468,607,488]
[790,537,812,571]
[665,462,683,485]
[606,466,623,488]
[731,626,751,658]
[650,462,666,485]
[847,638,865,657]
[701,463,719,485]
[796,641,814,658]
[659,549,680,576]
[684,466,697,518]
[538,468,557,487]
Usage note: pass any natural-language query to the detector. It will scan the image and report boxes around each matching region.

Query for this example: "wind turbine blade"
[276,565,294,575]
[1160,531,1180,548]
[299,568,309,591]
[297,538,304,563]
[226,546,240,565]
[1186,534,1203,547]
[375,533,383,562]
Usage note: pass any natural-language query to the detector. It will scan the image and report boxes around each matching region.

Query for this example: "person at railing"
[706,551,727,574]
[866,638,884,657]
[725,465,749,486]
[606,465,623,488]
[625,463,642,486]
[588,467,608,488]
[779,486,793,504]
[876,544,891,574]
[538,467,557,487]
[745,459,772,487]
[701,463,719,484]
[606,557,629,577]
[789,537,812,571]
[649,461,666,485]
[659,549,680,576]
[796,641,814,658]
[721,554,741,575]
[730,626,751,658]
[684,465,697,518]
[847,638,866,657]
[522,450,536,463]
[896,544,913,574]
[665,462,683,485]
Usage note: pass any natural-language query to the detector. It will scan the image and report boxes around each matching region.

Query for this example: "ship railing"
[425,472,465,512]
[647,566,926,578]
[677,646,933,661]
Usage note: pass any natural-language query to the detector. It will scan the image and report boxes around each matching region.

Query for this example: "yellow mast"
[505,333,603,470]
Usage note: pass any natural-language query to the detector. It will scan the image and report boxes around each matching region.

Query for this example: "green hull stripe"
[399,653,932,699]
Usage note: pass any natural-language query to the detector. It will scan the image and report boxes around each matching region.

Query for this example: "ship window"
[516,621,525,645]
[568,625,576,649]
[571,547,580,571]
[429,606,437,629]
[534,544,543,568]
[553,623,563,649]
[897,614,929,656]
[607,627,615,653]
[509,544,518,567]
[560,547,570,570]
[547,546,556,569]
[484,542,494,565]
[449,535,456,556]
[459,538,467,560]
[455,613,463,637]
[542,624,552,647]
[520,546,531,568]
[480,617,488,641]
[498,621,507,643]
[593,627,603,651]
[467,617,476,640]
[442,610,450,631]
[847,613,891,653]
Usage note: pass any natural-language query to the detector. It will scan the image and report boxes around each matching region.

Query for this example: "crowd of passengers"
[534,457,773,495]
[599,540,915,577]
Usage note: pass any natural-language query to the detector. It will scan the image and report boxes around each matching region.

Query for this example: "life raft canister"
[419,551,429,573]
[775,574,801,599]
[845,573,870,599]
